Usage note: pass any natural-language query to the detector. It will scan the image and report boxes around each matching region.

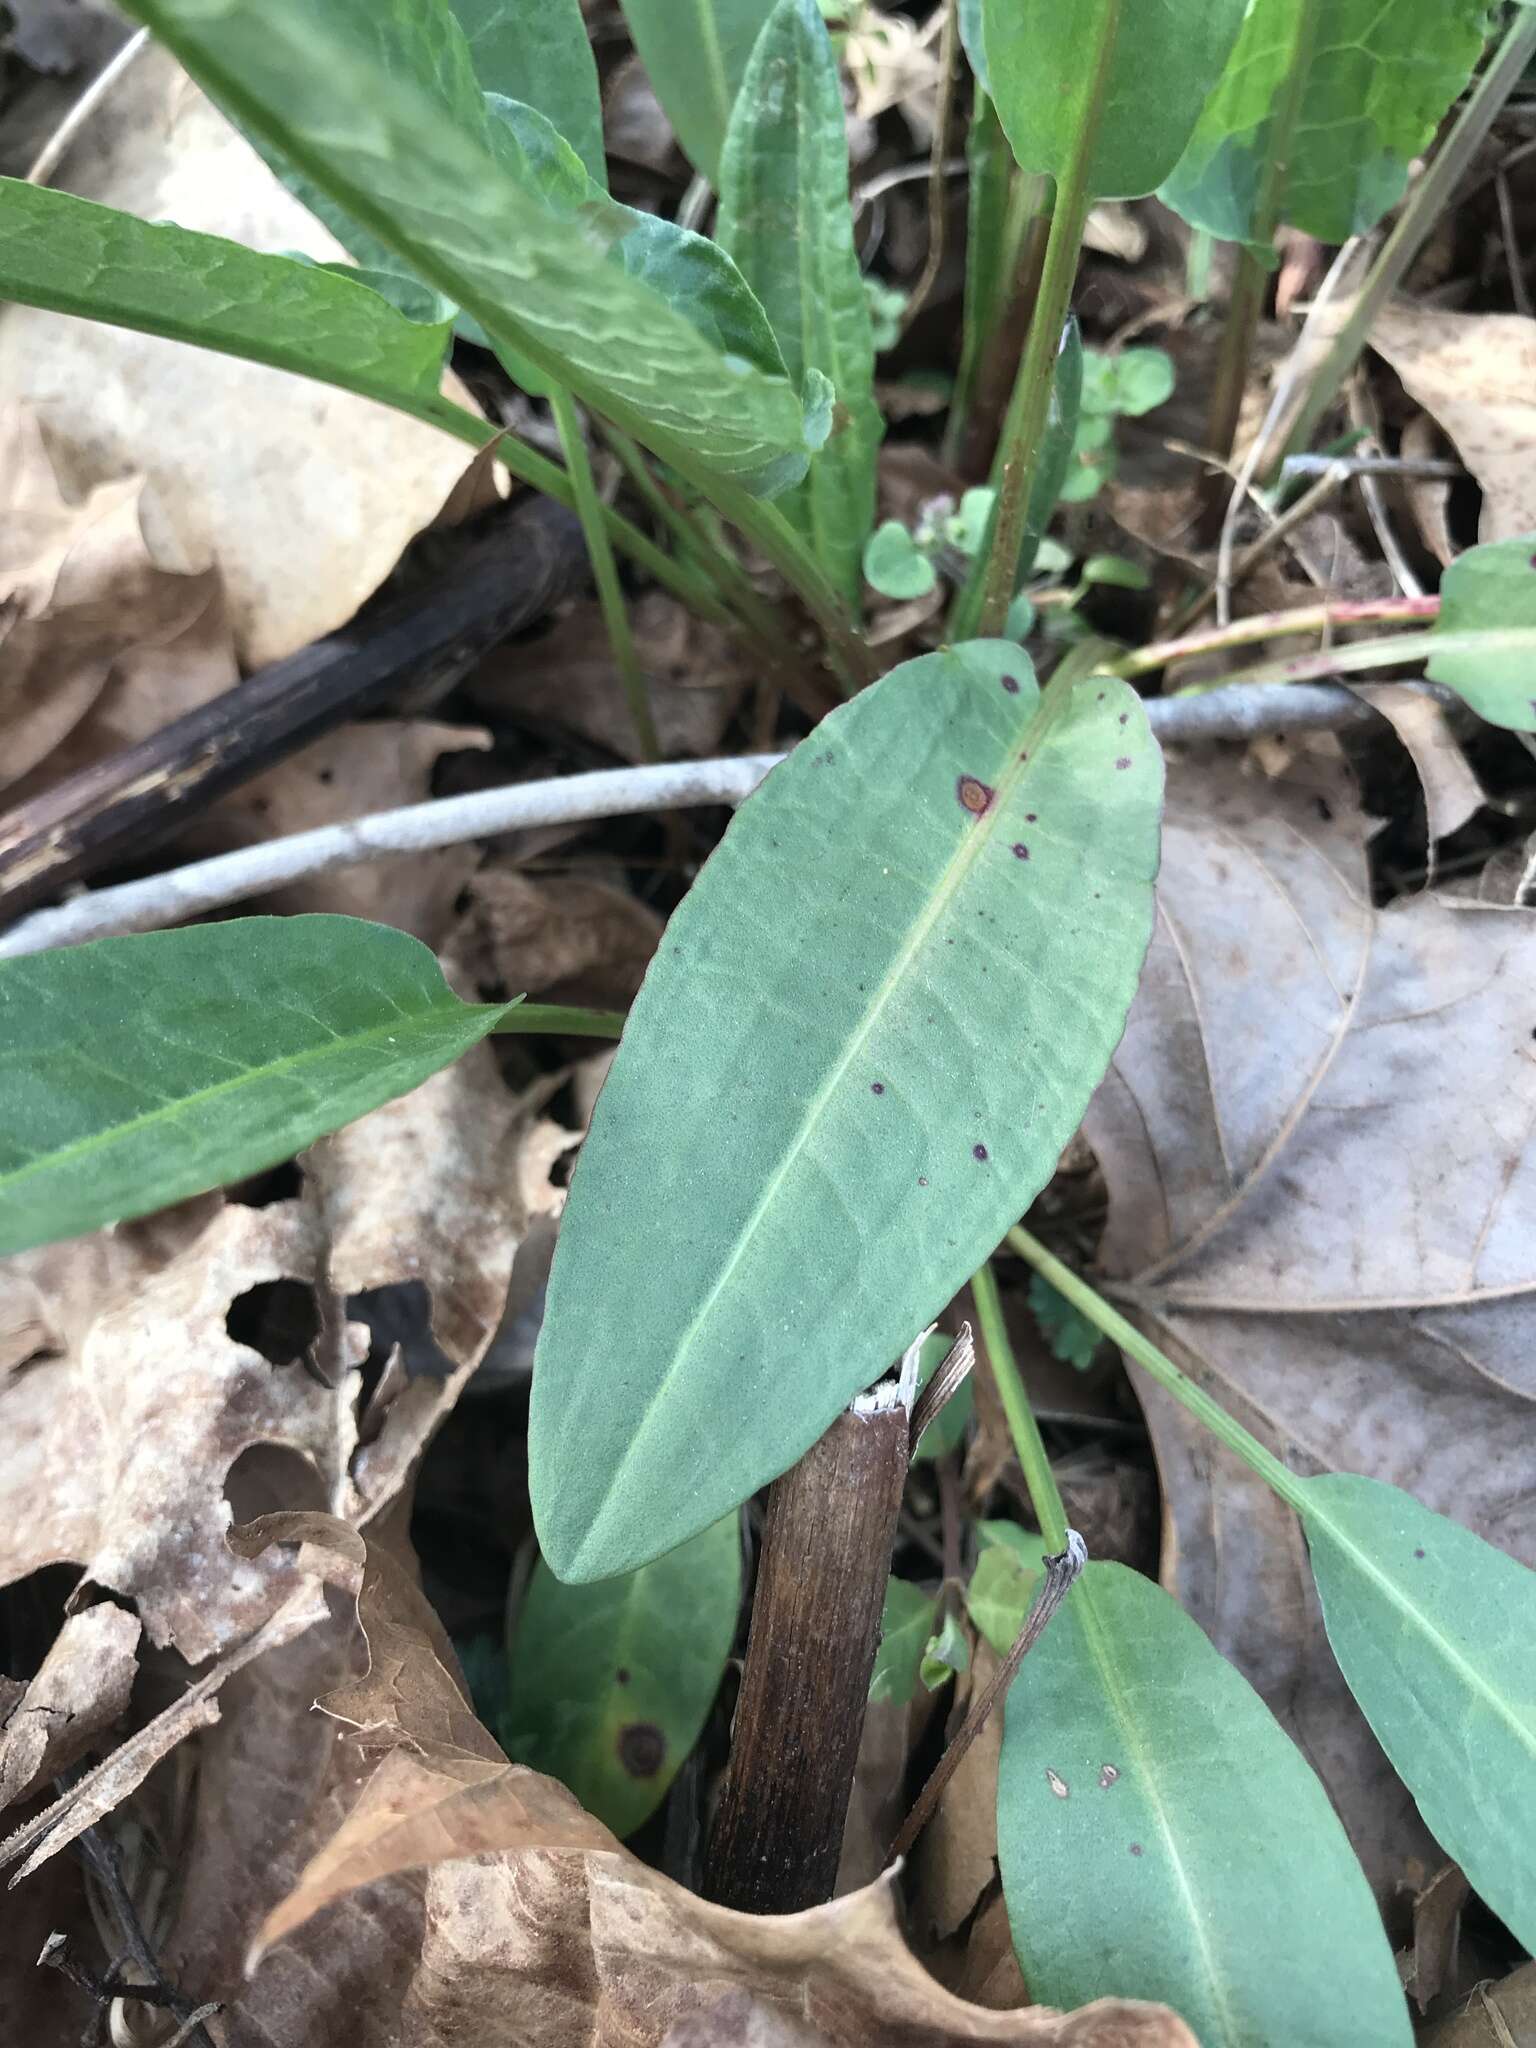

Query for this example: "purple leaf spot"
[957,774,995,815]
[1128,1843,1144,1858]
[1001,673,1022,694]
[973,1143,989,1162]
[871,1082,885,1095]
[1097,691,1106,702]
[1025,812,1037,822]
[1012,843,1030,860]
[1414,1547,1426,1560]
[1115,756,1132,770]
[1118,711,1129,725]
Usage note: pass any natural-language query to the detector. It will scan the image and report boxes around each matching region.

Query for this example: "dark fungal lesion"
[617,1722,666,1777]
[956,774,995,815]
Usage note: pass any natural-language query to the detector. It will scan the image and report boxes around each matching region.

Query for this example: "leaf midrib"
[0,998,504,1201]
[578,683,1077,1565]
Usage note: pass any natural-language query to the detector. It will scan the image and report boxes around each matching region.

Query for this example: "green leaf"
[717,0,882,605]
[1081,346,1175,419]
[1162,0,1492,246]
[863,521,937,600]
[920,1608,972,1691]
[0,180,458,424]
[1299,1473,1536,1953]
[1082,554,1151,593]
[448,0,605,183]
[998,1561,1411,2045]
[120,0,816,498]
[501,1514,741,1837]
[870,1577,939,1705]
[982,0,1250,199]
[0,918,516,1256]
[1028,1273,1103,1371]
[967,1541,1036,1652]
[531,641,1163,1581]
[1426,533,1536,731]
[957,0,990,93]
[1060,413,1116,504]
[620,0,776,182]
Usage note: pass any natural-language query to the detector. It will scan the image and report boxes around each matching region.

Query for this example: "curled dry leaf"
[1353,687,1484,850]
[1081,744,1536,1896]
[0,404,236,797]
[0,44,477,667]
[1369,305,1536,541]
[225,1530,1196,2048]
[465,591,753,763]
[910,1640,1005,1948]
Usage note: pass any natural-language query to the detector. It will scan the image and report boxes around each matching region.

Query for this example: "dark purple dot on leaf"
[1001,672,1021,693]
[1414,1547,1426,1560]
[1097,691,1106,702]
[871,1082,885,1095]
[973,1143,989,1162]
[1118,711,1129,725]
[1025,812,1037,822]
[957,774,995,815]
[618,1723,666,1777]
[1529,552,1536,569]
[1129,1843,1144,1858]
[1115,756,1132,770]
[1019,750,1029,762]
[1012,843,1030,860]
[918,1176,929,1187]
[616,1667,631,1685]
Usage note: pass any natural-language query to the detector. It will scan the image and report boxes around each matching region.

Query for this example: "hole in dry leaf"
[227,1159,304,1209]
[0,1563,87,1683]
[347,1281,454,1384]
[222,1443,326,1522]
[225,1279,320,1367]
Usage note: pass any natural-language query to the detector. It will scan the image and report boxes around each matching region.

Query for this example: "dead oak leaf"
[1081,745,1536,1897]
[0,1603,140,1808]
[1370,304,1536,540]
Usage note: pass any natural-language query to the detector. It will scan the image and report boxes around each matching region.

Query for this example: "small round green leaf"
[863,519,938,599]
[501,1513,741,1837]
[0,916,515,1254]
[1426,534,1536,731]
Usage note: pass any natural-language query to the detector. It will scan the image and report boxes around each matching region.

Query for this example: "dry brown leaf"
[1080,744,1536,1897]
[1353,687,1484,848]
[457,868,664,1009]
[910,1642,1003,1947]
[465,590,752,762]
[199,719,492,943]
[1370,304,1536,540]
[0,1604,140,1809]
[1399,412,1457,568]
[0,406,236,796]
[0,1199,365,1660]
[1419,1962,1536,2047]
[0,46,478,667]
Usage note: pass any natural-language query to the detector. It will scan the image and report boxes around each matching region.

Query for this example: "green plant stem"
[1106,594,1440,679]
[1200,240,1269,473]
[550,385,661,762]
[1285,1,1536,464]
[1216,623,1533,689]
[710,479,878,694]
[1004,1226,1305,1512]
[415,402,732,624]
[968,178,1091,638]
[494,1003,625,1038]
[970,1259,1069,1550]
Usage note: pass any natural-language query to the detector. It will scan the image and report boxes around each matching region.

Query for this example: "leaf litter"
[4,3,1536,2041]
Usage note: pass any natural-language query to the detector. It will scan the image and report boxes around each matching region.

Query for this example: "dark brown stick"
[888,1530,1086,1863]
[703,1394,911,1914]
[0,494,584,923]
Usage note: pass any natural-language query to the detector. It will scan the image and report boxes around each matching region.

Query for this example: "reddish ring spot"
[957,774,995,815]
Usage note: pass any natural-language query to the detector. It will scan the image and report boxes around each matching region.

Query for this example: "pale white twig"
[0,682,1441,959]
[26,28,150,186]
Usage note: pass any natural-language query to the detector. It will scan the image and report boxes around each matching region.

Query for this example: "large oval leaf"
[982,0,1249,200]
[0,917,514,1254]
[1300,1473,1536,1953]
[994,1560,1411,2045]
[531,642,1162,1581]
[501,1513,741,1837]
[120,0,814,498]
[449,0,605,184]
[620,0,776,183]
[1162,0,1491,246]
[717,0,882,607]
